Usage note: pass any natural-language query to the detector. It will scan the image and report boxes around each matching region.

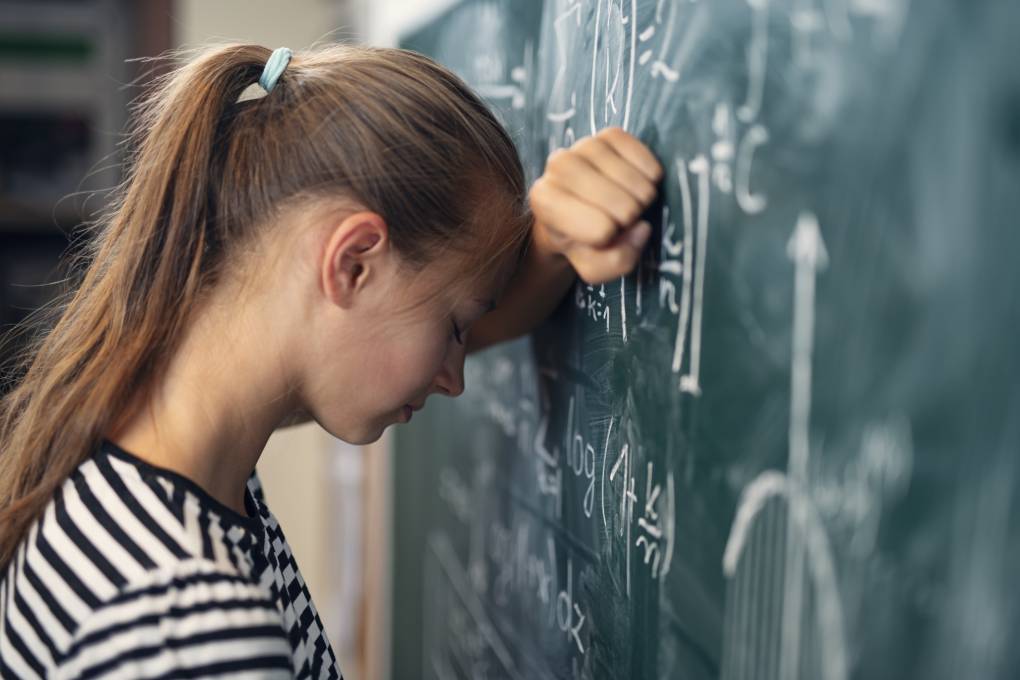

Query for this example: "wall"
[363,0,460,47]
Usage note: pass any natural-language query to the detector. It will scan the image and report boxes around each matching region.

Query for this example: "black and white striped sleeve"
[52,559,293,679]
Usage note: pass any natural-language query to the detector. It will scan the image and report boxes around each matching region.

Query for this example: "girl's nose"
[433,345,466,397]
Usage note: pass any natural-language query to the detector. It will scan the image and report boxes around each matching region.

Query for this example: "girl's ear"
[321,211,389,308]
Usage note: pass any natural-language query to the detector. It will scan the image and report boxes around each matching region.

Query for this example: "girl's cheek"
[405,333,447,387]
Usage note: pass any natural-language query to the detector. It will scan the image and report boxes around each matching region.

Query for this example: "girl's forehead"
[403,192,528,310]
[417,256,509,316]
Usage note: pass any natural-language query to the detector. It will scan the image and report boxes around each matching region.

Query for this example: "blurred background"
[0,1,461,678]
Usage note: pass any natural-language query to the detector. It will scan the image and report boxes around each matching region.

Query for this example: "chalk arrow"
[786,210,829,270]
[781,209,827,680]
[786,209,826,482]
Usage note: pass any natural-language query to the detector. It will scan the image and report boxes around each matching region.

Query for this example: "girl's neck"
[108,289,300,515]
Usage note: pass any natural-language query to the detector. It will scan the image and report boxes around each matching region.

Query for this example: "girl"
[0,44,661,678]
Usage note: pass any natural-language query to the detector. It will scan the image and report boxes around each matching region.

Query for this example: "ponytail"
[1,46,296,571]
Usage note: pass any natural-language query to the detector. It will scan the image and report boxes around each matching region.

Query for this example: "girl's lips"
[402,405,413,422]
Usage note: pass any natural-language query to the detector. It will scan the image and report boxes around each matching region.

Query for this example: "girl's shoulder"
[1,442,291,677]
[73,439,267,572]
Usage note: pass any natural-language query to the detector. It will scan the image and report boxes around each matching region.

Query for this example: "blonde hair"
[0,43,531,571]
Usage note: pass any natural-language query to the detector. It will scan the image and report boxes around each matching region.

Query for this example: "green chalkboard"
[391,1,1020,678]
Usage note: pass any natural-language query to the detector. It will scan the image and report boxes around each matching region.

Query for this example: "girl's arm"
[466,228,575,354]
[467,127,662,354]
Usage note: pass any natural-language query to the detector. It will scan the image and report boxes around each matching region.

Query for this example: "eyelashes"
[451,319,464,345]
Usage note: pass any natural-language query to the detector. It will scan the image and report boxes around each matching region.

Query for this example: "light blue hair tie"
[258,47,292,92]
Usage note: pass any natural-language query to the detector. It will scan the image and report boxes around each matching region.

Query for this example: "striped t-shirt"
[0,439,342,678]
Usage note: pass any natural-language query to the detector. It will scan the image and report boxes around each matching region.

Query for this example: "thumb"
[627,221,652,249]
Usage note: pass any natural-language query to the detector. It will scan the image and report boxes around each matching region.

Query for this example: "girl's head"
[0,43,531,567]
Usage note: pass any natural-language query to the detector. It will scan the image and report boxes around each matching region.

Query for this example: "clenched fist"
[529,127,663,285]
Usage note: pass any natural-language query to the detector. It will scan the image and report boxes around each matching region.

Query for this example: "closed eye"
[451,319,464,345]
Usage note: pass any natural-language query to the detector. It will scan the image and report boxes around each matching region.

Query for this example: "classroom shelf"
[0,0,170,384]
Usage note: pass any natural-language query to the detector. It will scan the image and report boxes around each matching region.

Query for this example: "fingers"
[530,173,650,283]
[543,149,646,228]
[537,128,662,247]
[568,221,652,283]
[528,127,663,285]
[590,127,663,183]
[529,175,619,248]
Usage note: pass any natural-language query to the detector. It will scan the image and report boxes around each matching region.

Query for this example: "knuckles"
[572,241,641,285]
[591,216,619,245]
[527,176,553,208]
[533,129,659,282]
[620,200,643,225]
[597,126,627,144]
